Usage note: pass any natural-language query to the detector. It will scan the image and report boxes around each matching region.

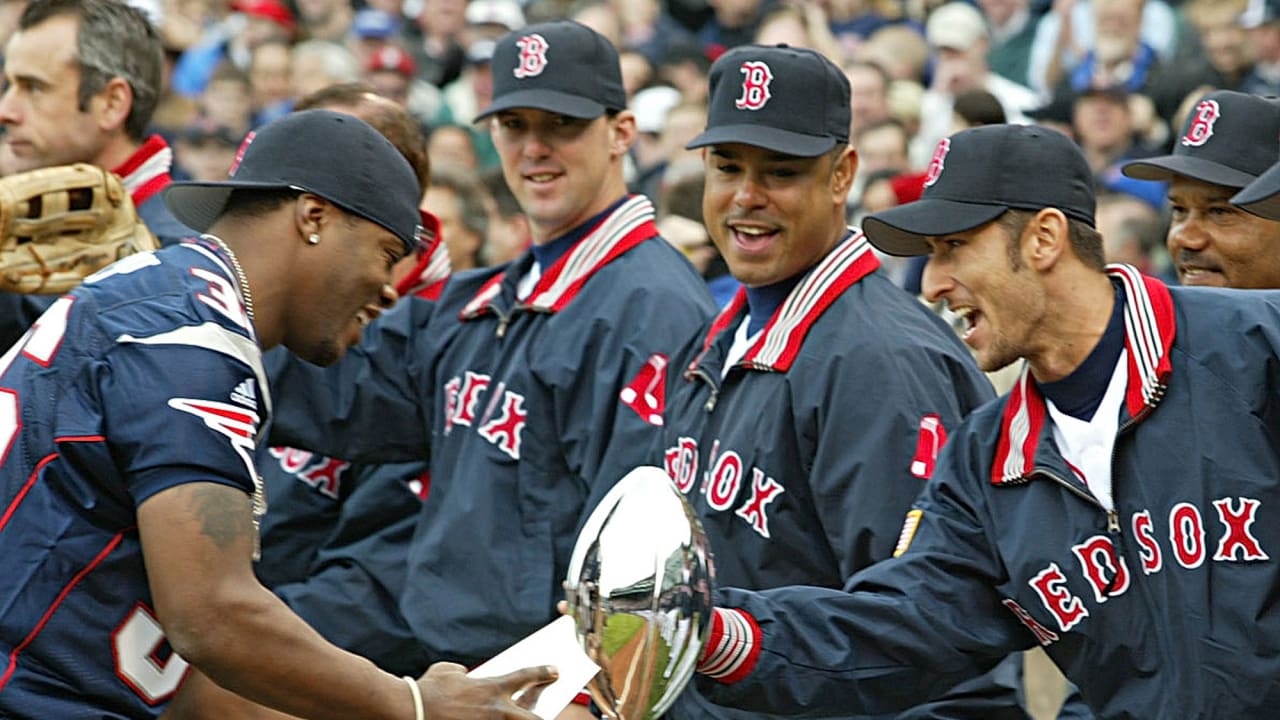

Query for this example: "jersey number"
[113,604,190,704]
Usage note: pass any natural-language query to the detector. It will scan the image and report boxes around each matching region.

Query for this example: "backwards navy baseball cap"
[473,20,626,121]
[164,109,422,253]
[685,44,850,157]
[1121,90,1280,189]
[863,124,1095,256]
[1232,160,1280,220]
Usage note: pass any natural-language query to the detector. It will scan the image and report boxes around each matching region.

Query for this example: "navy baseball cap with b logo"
[164,109,423,252]
[1121,90,1280,188]
[685,44,850,157]
[862,124,1095,256]
[473,20,626,121]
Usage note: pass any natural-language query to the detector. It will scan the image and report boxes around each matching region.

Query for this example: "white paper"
[468,615,600,719]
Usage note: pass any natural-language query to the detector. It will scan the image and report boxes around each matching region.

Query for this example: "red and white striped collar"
[111,134,174,207]
[688,230,880,375]
[395,211,451,300]
[991,264,1175,485]
[459,195,658,319]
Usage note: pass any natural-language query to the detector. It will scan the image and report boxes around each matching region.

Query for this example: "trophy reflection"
[565,466,715,719]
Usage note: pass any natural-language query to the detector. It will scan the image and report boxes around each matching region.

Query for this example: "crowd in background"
[0,0,1264,289]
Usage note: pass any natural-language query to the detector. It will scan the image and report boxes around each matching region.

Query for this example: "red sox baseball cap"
[685,44,850,157]
[1232,160,1280,220]
[1121,90,1280,189]
[862,124,1095,256]
[163,109,423,253]
[473,20,626,121]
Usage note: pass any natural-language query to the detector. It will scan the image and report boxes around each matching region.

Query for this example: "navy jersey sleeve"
[96,329,265,505]
[266,295,435,462]
[698,430,1036,716]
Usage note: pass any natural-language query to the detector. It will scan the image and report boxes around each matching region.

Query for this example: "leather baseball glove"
[0,163,159,294]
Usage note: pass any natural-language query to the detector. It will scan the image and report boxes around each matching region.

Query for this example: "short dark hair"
[20,0,164,141]
[953,89,1007,127]
[998,208,1105,270]
[295,81,431,194]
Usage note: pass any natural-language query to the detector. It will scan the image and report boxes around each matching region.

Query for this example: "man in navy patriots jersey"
[0,109,552,720]
[653,44,1028,720]
[689,122,1280,720]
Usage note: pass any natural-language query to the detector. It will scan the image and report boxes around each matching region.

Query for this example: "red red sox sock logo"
[1180,99,1220,147]
[735,61,773,110]
[924,138,951,187]
[514,33,549,78]
[619,353,668,425]
[442,371,527,459]
[1006,496,1267,644]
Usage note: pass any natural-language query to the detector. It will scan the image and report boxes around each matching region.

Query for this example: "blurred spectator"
[348,7,402,67]
[1072,85,1147,175]
[697,0,778,56]
[1179,0,1253,91]
[171,0,294,97]
[753,2,843,63]
[855,117,911,177]
[294,0,352,42]
[824,0,905,61]
[433,37,498,168]
[1095,189,1168,276]
[629,84,683,202]
[914,2,1039,167]
[200,60,254,136]
[406,0,466,87]
[1029,0,1181,97]
[609,0,699,71]
[656,38,712,102]
[480,167,531,266]
[422,163,490,270]
[1241,0,1280,96]
[173,118,241,181]
[859,22,929,82]
[290,39,360,102]
[619,48,655,99]
[573,1,622,47]
[427,123,479,170]
[886,77,926,138]
[364,44,415,106]
[952,87,1008,129]
[248,38,293,126]
[978,0,1038,88]
[844,59,892,136]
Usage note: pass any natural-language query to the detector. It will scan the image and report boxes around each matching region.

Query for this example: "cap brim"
[862,199,1007,256]
[164,180,297,233]
[685,125,838,157]
[1232,161,1280,221]
[1121,154,1258,188]
[474,89,606,122]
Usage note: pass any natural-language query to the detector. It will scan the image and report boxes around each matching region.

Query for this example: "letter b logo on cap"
[735,61,773,110]
[514,33,549,78]
[924,138,950,187]
[1181,99,1220,147]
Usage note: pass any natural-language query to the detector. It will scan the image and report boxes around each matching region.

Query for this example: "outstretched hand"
[417,661,558,720]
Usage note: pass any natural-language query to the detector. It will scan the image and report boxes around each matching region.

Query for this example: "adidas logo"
[231,378,257,407]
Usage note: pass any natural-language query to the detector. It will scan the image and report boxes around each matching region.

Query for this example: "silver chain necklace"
[200,233,266,559]
[201,233,255,323]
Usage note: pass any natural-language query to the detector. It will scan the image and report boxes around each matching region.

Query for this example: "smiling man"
[654,44,1027,720]
[1121,89,1280,288]
[263,20,715,720]
[686,122,1280,720]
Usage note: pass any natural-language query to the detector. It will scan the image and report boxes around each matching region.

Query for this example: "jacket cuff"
[697,607,761,683]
